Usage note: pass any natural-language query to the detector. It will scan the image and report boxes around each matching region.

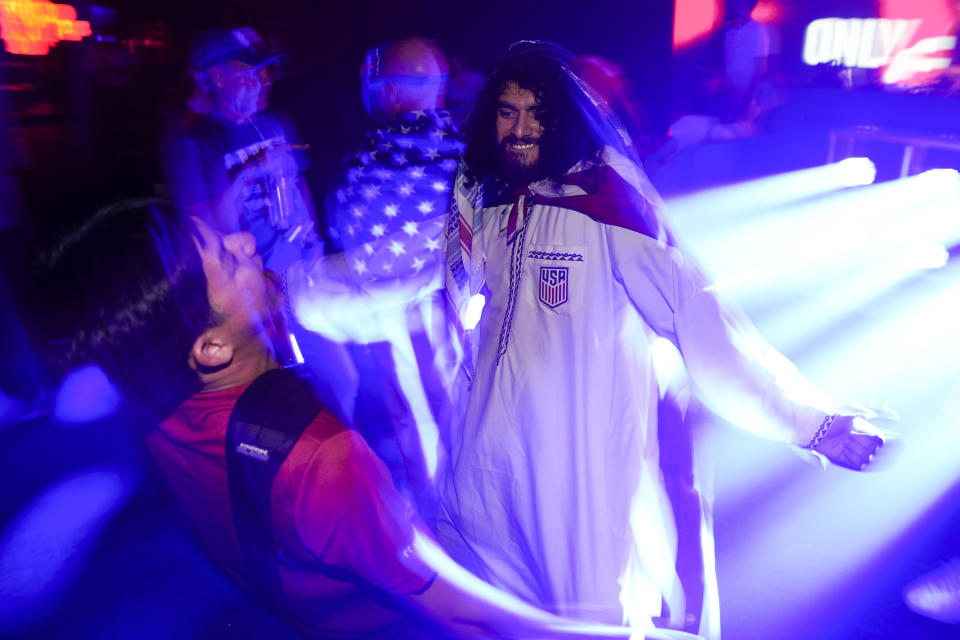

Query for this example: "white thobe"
[438,152,833,635]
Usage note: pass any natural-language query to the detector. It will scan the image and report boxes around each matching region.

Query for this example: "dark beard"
[496,137,548,188]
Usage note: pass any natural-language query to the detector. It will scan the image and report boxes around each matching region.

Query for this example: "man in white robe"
[436,41,885,639]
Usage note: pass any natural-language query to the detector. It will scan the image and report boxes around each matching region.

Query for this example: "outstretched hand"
[812,415,886,471]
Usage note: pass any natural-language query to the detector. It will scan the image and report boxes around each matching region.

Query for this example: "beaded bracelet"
[805,414,838,449]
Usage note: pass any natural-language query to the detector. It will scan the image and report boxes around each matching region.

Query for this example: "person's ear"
[190,328,235,371]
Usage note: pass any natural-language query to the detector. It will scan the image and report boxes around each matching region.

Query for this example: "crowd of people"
[26,21,957,640]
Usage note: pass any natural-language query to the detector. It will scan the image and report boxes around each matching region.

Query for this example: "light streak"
[668,162,960,638]
[668,158,878,230]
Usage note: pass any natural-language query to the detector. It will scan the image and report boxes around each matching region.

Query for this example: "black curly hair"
[461,44,607,192]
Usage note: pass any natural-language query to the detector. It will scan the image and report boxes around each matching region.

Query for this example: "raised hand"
[812,415,886,471]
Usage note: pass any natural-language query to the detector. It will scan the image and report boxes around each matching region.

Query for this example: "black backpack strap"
[226,367,322,606]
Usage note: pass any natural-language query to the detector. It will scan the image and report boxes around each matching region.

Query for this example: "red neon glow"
[879,0,956,85]
[674,0,723,49]
[880,0,955,40]
[750,1,782,24]
[0,0,91,55]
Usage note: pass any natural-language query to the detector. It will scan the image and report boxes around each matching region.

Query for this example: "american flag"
[327,110,464,284]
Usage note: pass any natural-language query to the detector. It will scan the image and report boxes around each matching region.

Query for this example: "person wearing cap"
[167,26,319,272]
[436,41,887,638]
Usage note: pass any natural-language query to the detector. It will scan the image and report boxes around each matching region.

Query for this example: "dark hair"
[461,46,606,190]
[33,199,217,420]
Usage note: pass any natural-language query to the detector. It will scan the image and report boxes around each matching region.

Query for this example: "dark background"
[1,0,675,240]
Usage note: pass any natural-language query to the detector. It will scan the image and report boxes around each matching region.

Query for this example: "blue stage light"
[53,364,120,424]
[834,157,877,187]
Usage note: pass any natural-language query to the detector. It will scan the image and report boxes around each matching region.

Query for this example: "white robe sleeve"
[606,224,834,445]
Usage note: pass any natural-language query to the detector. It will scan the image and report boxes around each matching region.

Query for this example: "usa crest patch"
[539,266,568,308]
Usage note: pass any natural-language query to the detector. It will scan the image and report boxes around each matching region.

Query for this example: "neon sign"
[802,18,956,84]
[803,19,922,68]
[0,0,91,55]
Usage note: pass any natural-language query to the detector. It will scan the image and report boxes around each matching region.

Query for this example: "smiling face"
[495,82,545,182]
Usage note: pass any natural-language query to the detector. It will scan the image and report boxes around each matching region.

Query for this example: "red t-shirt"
[148,382,437,638]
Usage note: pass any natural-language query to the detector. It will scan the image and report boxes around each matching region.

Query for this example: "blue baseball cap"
[189,27,283,70]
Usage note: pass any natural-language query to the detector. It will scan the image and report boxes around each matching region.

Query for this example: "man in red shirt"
[36,200,687,639]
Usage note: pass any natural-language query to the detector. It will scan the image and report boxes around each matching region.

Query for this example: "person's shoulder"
[289,406,345,449]
[287,413,378,478]
[177,114,236,159]
[600,146,660,195]
[259,108,291,125]
[257,109,300,138]
[283,421,401,531]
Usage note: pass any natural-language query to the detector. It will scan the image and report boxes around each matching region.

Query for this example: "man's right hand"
[812,415,886,471]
